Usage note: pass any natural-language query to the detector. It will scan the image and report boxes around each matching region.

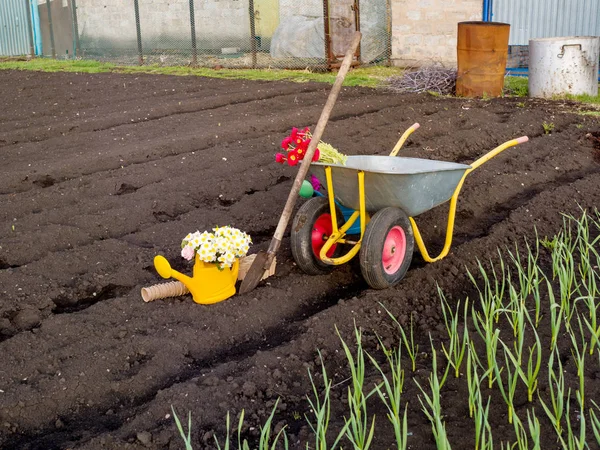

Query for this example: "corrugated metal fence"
[493,0,600,46]
[492,0,600,70]
[0,0,32,56]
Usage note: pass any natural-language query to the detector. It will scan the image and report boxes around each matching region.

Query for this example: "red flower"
[281,136,293,149]
[297,138,310,151]
[275,127,317,167]
[312,148,320,162]
[290,127,299,141]
[287,150,299,166]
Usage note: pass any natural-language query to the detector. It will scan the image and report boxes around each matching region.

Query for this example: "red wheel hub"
[311,214,336,259]
[382,225,406,274]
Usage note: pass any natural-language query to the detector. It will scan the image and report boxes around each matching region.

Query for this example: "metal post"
[188,0,197,65]
[71,0,81,58]
[354,0,361,64]
[133,0,143,65]
[248,0,257,68]
[386,0,391,66]
[45,0,56,58]
[323,0,332,67]
[24,0,35,57]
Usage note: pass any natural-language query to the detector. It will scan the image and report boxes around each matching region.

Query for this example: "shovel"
[239,31,362,294]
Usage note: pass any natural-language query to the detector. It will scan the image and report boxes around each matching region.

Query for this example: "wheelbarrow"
[290,124,529,289]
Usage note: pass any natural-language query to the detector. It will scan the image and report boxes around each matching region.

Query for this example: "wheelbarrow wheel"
[291,197,344,275]
[359,207,414,289]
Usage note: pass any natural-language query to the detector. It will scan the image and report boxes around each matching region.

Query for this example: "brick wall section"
[391,0,482,67]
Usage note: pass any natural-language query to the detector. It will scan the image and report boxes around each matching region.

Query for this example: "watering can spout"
[153,254,239,304]
[154,255,194,287]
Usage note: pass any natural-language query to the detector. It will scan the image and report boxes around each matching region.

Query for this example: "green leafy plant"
[494,341,521,424]
[438,287,469,378]
[473,391,493,450]
[526,409,541,450]
[559,390,587,450]
[538,348,566,436]
[590,400,600,446]
[570,315,587,409]
[306,351,349,450]
[172,207,600,450]
[415,339,452,449]
[542,121,555,134]
[172,407,194,450]
[368,337,408,450]
[337,325,377,450]
[466,341,491,419]
[384,307,419,372]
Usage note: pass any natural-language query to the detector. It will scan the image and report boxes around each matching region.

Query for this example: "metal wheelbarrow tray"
[309,156,471,217]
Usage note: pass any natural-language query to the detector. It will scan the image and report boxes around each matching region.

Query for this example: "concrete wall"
[75,0,251,52]
[391,0,482,67]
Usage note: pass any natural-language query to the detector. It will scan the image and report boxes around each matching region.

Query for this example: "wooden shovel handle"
[266,31,362,256]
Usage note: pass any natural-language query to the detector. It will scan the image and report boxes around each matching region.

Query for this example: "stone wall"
[390,0,482,67]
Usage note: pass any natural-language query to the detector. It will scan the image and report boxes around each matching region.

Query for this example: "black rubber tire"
[291,197,344,275]
[359,207,414,289]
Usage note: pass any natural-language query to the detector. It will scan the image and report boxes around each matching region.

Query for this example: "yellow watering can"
[153,254,239,304]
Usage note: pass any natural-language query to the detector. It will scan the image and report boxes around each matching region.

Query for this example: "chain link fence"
[33,0,391,70]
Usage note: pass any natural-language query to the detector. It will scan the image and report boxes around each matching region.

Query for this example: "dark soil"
[0,70,599,450]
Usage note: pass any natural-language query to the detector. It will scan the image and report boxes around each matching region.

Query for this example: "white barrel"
[529,36,599,98]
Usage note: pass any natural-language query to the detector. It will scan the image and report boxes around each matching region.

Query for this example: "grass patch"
[0,57,401,88]
[504,75,600,107]
[3,57,597,104]
[579,110,600,117]
[0,58,114,73]
[504,76,529,97]
[560,92,600,105]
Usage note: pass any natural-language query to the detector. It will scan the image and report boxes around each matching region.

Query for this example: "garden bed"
[0,69,599,449]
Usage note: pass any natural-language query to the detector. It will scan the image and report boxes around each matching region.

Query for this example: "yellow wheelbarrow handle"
[390,123,420,156]
[411,136,529,263]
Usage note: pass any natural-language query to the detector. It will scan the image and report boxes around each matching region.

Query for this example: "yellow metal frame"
[319,166,368,265]
[410,137,528,262]
[318,123,420,265]
[316,122,528,266]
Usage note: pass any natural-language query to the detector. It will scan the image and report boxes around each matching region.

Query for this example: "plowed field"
[1,70,599,449]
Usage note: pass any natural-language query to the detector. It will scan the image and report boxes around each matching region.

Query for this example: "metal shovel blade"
[238,251,271,294]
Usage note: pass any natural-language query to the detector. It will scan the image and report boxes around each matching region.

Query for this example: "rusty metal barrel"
[456,21,510,97]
